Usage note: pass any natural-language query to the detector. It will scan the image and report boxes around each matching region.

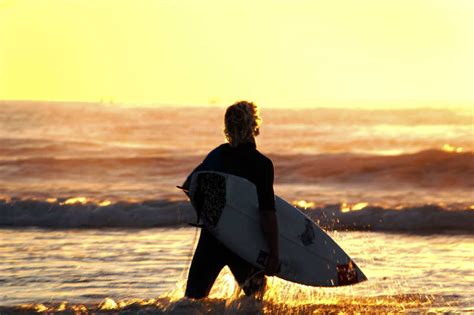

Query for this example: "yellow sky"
[1,0,473,108]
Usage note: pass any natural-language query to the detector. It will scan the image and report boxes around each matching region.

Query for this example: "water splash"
[11,288,451,314]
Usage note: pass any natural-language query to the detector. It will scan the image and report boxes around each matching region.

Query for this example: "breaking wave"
[1,198,472,233]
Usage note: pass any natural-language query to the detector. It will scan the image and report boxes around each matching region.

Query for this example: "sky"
[1,0,473,108]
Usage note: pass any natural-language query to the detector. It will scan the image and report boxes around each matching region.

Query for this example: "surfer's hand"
[265,254,280,276]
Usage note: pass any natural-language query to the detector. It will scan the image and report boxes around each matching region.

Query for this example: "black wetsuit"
[183,142,276,298]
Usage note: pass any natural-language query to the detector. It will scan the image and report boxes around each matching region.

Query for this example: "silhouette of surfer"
[181,101,279,299]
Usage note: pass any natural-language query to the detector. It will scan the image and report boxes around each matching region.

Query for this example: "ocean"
[0,100,472,313]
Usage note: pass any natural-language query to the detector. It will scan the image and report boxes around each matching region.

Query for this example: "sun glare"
[442,144,464,153]
[62,197,88,205]
[293,200,316,209]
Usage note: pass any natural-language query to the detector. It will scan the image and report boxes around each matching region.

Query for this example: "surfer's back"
[196,142,275,212]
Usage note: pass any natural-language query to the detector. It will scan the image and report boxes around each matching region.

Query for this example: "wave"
[271,149,474,189]
[1,149,472,189]
[304,204,474,233]
[1,198,472,233]
[0,199,195,228]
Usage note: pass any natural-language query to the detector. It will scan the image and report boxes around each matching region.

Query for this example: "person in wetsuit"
[182,101,279,299]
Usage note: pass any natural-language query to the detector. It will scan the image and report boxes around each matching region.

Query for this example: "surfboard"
[185,171,367,287]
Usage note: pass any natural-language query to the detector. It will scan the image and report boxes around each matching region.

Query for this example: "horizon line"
[1,98,473,111]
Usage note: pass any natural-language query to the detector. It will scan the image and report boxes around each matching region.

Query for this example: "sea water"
[0,228,472,313]
[0,101,472,313]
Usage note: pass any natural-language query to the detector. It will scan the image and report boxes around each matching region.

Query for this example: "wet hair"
[224,101,262,147]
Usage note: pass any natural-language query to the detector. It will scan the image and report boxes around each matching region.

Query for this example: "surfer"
[182,101,279,299]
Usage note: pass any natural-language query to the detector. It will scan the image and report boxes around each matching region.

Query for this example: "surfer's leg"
[226,251,266,297]
[185,229,225,299]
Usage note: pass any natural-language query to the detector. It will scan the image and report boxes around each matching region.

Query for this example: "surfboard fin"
[176,185,189,192]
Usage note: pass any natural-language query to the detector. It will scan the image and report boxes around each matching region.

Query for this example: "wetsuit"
[183,142,276,298]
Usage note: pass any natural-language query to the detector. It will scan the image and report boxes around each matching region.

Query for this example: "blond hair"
[224,101,262,147]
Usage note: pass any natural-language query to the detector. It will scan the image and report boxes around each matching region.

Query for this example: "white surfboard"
[186,171,367,287]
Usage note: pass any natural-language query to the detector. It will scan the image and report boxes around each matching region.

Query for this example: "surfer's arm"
[261,210,279,256]
[261,210,279,275]
[258,158,279,274]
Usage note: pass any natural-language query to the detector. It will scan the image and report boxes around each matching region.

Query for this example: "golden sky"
[1,0,473,108]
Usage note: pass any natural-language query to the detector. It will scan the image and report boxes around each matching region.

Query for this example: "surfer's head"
[224,101,262,147]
